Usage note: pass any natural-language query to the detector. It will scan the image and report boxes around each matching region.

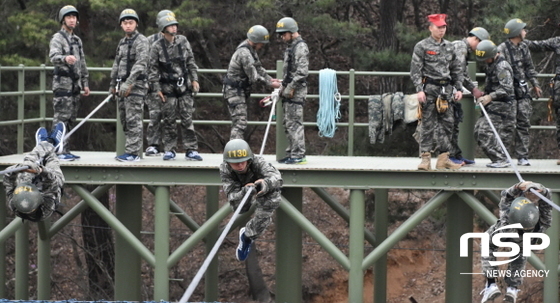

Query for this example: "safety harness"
[504,41,529,98]
[53,30,82,97]
[223,44,256,97]
[158,38,189,91]
[282,39,306,105]
[114,33,147,85]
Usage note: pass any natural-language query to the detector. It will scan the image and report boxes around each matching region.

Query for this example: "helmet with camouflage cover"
[247,25,270,44]
[509,196,539,230]
[468,27,490,41]
[276,17,298,33]
[158,15,179,33]
[504,18,526,38]
[119,8,139,24]
[156,10,175,27]
[12,183,43,215]
[58,5,79,24]
[223,139,254,163]
[475,40,497,61]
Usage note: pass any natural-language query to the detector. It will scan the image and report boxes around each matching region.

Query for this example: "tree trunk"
[377,0,402,93]
[245,243,272,302]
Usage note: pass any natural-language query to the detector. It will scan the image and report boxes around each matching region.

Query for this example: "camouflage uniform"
[223,40,274,140]
[410,36,464,155]
[219,156,283,239]
[110,30,149,156]
[497,40,539,160]
[148,35,199,153]
[3,142,65,221]
[482,183,552,288]
[474,54,516,162]
[145,33,164,149]
[49,28,89,154]
[281,36,309,159]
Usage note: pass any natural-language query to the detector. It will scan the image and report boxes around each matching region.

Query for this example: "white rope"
[259,88,280,156]
[317,68,341,138]
[0,166,30,175]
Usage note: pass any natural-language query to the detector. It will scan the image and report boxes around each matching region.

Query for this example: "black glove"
[255,179,268,197]
[22,161,41,174]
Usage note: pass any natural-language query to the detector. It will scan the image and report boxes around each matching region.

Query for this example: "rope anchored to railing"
[317,68,341,138]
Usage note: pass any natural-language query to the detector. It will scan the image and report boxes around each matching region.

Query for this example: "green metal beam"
[15,222,29,300]
[205,186,220,302]
[37,221,51,300]
[348,189,365,303]
[145,185,201,232]
[154,186,170,301]
[0,218,23,244]
[373,189,388,303]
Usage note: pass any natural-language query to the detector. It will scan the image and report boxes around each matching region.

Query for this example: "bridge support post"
[154,186,170,301]
[15,222,29,299]
[374,189,388,303]
[37,220,51,299]
[349,189,365,303]
[205,185,220,302]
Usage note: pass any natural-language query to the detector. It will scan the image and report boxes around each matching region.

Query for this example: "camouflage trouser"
[419,84,454,155]
[481,222,526,288]
[513,97,532,159]
[226,94,248,140]
[474,101,515,162]
[52,91,80,154]
[450,101,463,158]
[282,98,306,158]
[552,81,560,148]
[145,92,162,147]
[118,87,146,155]
[244,189,281,239]
[161,93,198,152]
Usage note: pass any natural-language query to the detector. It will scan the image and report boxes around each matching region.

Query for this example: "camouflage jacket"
[282,36,309,93]
[49,27,89,91]
[223,40,273,95]
[219,156,283,206]
[484,54,515,101]
[110,30,149,87]
[410,36,464,92]
[148,35,198,93]
[452,38,477,91]
[497,40,539,88]
[526,37,560,75]
[146,33,163,47]
[498,183,552,233]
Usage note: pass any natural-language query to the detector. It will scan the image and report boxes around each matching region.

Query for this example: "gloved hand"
[22,161,42,174]
[191,80,200,93]
[255,179,268,197]
[472,87,484,99]
[109,86,116,96]
[518,181,545,193]
[533,86,542,98]
[282,86,294,99]
[118,82,132,98]
[476,95,492,106]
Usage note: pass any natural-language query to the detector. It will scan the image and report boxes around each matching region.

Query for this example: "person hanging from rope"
[219,139,283,261]
[473,40,517,168]
[479,181,552,303]
[3,123,66,222]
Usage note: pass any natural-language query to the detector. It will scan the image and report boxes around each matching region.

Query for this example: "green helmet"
[58,5,79,24]
[504,18,526,38]
[475,40,497,61]
[119,8,139,24]
[468,27,490,41]
[12,183,42,215]
[158,15,178,33]
[247,25,270,44]
[509,196,539,230]
[276,17,298,33]
[156,10,175,27]
[223,139,254,163]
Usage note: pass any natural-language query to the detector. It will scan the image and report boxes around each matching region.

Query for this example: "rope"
[317,68,341,138]
[259,88,280,156]
[0,166,29,175]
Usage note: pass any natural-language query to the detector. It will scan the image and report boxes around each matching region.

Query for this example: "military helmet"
[509,196,540,230]
[468,27,490,41]
[276,17,298,33]
[247,25,270,44]
[119,8,139,24]
[156,10,175,26]
[504,18,526,38]
[12,183,42,214]
[475,40,497,61]
[223,139,254,163]
[58,5,79,24]
[158,15,179,33]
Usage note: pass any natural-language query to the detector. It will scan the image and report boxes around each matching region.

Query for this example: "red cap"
[427,14,447,26]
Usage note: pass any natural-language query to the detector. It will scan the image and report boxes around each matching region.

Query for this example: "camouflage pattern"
[281,36,309,158]
[391,92,405,123]
[452,38,477,91]
[148,35,199,153]
[145,33,164,147]
[110,30,149,155]
[482,183,552,287]
[497,40,539,159]
[219,156,283,239]
[224,40,274,140]
[3,142,65,221]
[49,28,89,154]
[368,95,384,144]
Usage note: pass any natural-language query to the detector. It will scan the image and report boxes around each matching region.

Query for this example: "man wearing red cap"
[410,14,464,171]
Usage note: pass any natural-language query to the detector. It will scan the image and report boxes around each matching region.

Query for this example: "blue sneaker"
[284,157,307,164]
[50,122,66,154]
[278,156,290,164]
[69,153,81,160]
[185,150,203,161]
[163,151,176,161]
[35,127,49,146]
[456,156,475,165]
[236,227,252,261]
[58,153,75,161]
[115,153,140,162]
[449,157,465,165]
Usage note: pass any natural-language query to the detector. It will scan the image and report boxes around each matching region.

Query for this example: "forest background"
[1,0,560,302]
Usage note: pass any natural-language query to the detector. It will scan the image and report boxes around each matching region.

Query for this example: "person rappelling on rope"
[219,139,283,261]
[3,123,66,222]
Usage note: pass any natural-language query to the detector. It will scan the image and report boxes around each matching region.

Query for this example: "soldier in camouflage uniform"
[450,27,490,165]
[219,139,282,261]
[276,17,309,165]
[480,181,551,303]
[144,10,175,157]
[148,15,202,161]
[3,123,66,222]
[497,19,542,166]
[473,40,516,168]
[410,14,463,171]
[223,25,282,140]
[109,9,149,162]
[49,5,90,161]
